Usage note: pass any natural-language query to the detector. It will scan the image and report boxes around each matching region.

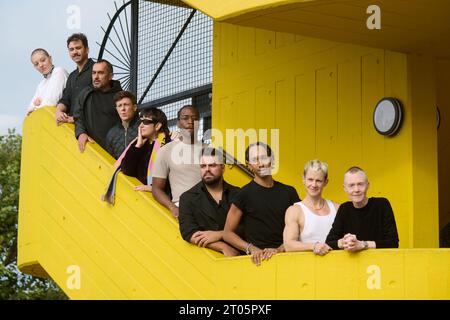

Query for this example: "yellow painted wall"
[212,22,440,248]
[18,108,450,299]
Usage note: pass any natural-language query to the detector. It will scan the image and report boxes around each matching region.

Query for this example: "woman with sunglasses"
[120,108,172,192]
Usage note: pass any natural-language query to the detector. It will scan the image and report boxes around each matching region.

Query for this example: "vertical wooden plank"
[295,72,316,198]
[255,83,276,132]
[361,52,385,194]
[237,25,255,62]
[255,29,275,56]
[275,78,298,185]
[315,66,338,167]
[335,58,362,198]
[220,23,238,68]
[384,50,411,248]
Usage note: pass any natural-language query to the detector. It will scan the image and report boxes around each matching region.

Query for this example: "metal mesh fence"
[136,0,212,138]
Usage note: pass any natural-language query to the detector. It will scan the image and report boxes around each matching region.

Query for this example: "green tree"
[0,129,67,299]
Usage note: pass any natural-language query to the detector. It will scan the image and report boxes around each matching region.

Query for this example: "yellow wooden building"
[18,0,450,299]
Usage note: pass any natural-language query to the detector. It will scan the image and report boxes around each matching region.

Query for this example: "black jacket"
[106,116,139,159]
[179,181,241,242]
[121,139,154,184]
[74,80,122,151]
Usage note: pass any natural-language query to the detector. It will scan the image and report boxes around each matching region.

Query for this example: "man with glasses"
[152,105,203,219]
[223,142,300,265]
[179,147,241,256]
[106,91,139,159]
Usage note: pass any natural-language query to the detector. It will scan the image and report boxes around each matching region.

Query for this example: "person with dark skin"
[223,142,300,266]
[152,105,202,219]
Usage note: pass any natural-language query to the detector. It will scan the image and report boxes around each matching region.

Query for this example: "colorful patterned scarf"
[102,132,169,205]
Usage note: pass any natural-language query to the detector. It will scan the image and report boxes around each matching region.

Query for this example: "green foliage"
[0,129,67,300]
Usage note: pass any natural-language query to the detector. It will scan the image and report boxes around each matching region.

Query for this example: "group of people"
[28,33,400,266]
[179,143,399,265]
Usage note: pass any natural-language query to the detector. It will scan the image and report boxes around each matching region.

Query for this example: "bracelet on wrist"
[245,242,253,255]
[312,241,320,253]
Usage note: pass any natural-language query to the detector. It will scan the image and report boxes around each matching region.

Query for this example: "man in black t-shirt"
[326,166,399,250]
[223,142,300,265]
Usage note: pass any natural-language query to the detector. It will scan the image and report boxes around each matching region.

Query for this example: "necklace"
[307,199,325,211]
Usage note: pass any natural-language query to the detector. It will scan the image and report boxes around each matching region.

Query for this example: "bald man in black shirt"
[326,166,399,251]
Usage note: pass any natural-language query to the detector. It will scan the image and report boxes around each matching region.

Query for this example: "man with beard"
[178,147,240,256]
[74,59,122,152]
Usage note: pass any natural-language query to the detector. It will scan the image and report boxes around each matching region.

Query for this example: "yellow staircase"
[18,107,450,299]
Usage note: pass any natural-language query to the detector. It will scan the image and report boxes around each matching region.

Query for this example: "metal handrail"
[220,148,254,178]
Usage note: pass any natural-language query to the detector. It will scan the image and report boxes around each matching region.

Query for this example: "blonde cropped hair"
[303,159,328,180]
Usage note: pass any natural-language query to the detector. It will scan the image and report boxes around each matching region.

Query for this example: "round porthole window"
[373,98,403,136]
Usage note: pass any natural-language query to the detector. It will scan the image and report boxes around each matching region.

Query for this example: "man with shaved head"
[326,166,399,251]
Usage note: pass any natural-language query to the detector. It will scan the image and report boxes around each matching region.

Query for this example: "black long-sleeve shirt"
[58,58,95,116]
[326,197,399,249]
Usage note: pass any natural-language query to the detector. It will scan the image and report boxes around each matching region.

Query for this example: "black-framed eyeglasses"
[140,118,155,125]
[179,115,199,121]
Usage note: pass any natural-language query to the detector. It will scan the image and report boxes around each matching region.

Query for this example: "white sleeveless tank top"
[296,200,337,243]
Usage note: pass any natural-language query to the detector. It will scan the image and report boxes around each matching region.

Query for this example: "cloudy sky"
[0,0,120,135]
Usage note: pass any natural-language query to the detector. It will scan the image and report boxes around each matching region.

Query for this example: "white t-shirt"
[28,66,69,113]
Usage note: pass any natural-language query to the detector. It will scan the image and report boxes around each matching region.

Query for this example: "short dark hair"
[67,33,89,48]
[245,142,273,163]
[139,107,171,141]
[94,59,113,74]
[200,147,224,164]
[114,91,136,105]
[177,105,199,120]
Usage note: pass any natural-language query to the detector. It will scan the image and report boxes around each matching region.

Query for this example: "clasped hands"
[339,233,365,252]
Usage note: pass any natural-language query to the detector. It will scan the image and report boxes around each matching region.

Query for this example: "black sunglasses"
[140,118,155,125]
